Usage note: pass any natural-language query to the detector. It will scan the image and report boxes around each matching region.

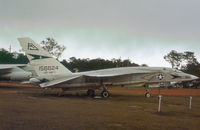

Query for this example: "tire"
[145,92,151,98]
[87,89,95,97]
[101,91,110,98]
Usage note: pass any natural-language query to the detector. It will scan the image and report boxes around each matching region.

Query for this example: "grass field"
[0,86,199,130]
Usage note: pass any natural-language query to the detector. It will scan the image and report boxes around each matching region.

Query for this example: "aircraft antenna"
[9,45,11,53]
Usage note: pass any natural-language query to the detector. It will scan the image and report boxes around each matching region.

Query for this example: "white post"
[158,95,162,112]
[189,96,192,109]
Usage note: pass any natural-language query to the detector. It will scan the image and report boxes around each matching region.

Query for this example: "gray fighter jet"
[0,64,35,82]
[18,37,198,98]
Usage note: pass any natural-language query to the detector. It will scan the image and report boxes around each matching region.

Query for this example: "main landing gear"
[101,90,110,98]
[144,84,151,98]
[87,89,95,97]
[87,86,110,98]
[101,85,110,98]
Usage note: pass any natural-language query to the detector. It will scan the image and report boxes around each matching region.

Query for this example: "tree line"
[0,49,29,64]
[61,57,139,72]
[164,50,200,77]
[0,49,139,72]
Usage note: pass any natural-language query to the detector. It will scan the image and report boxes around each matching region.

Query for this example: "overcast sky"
[0,0,200,67]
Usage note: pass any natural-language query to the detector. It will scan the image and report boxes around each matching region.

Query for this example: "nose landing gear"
[145,92,151,98]
[144,84,151,98]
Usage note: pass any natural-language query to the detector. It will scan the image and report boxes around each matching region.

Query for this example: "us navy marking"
[157,74,164,80]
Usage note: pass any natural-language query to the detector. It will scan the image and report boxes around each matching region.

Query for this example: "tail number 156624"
[39,66,59,71]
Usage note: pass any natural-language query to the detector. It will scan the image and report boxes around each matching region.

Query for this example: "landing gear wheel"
[145,92,151,98]
[87,89,95,97]
[144,84,151,98]
[101,90,110,98]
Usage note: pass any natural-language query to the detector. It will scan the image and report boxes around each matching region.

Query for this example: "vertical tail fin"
[18,37,72,77]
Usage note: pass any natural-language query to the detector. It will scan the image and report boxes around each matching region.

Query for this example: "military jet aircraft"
[0,64,35,82]
[18,37,198,98]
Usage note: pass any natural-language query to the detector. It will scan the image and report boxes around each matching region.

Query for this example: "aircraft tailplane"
[18,37,72,77]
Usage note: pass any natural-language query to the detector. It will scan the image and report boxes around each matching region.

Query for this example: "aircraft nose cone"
[190,75,199,80]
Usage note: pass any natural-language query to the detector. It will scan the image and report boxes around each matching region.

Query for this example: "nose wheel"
[144,84,151,98]
[145,92,151,98]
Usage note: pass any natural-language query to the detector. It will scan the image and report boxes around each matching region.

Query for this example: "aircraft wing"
[39,75,111,88]
[39,72,152,88]
[39,75,82,88]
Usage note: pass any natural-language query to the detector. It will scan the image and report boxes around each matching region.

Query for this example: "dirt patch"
[0,82,36,87]
[0,87,200,130]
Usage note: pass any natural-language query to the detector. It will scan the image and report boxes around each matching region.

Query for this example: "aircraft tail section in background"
[18,37,72,77]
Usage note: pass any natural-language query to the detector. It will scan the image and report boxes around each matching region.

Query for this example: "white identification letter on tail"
[18,37,72,77]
